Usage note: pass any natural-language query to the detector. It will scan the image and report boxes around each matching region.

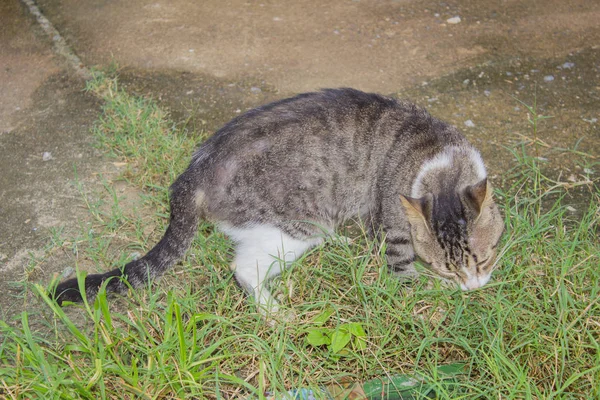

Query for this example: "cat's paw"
[389,262,418,277]
[391,265,420,291]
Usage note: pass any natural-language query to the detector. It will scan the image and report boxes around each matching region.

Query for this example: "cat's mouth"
[459,273,492,290]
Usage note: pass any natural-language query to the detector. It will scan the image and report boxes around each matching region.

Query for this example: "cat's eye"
[476,256,495,271]
[439,264,460,278]
[476,258,490,267]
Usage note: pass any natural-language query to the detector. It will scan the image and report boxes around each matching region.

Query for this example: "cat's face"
[401,179,504,290]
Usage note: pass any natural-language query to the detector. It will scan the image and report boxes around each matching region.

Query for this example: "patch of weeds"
[85,69,207,192]
[305,307,368,355]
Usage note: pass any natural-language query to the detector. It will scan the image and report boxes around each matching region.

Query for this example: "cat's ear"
[400,193,432,233]
[464,178,493,218]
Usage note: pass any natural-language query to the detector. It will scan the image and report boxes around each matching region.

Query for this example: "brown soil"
[36,0,600,93]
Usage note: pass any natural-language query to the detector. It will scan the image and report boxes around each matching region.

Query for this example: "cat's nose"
[460,273,491,290]
[460,279,481,290]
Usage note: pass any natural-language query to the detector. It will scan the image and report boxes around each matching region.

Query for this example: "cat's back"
[185,88,468,227]
[191,88,428,164]
[189,88,465,192]
[228,88,400,132]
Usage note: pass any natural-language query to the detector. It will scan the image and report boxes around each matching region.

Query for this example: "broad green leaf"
[330,329,352,354]
[353,336,367,351]
[306,329,331,347]
[344,322,366,337]
[313,307,334,325]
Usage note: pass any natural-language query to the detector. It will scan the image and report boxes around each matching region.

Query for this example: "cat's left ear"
[464,178,493,219]
[400,193,433,233]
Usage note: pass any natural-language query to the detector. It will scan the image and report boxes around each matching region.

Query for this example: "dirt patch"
[399,47,600,173]
[117,68,280,134]
[0,0,60,134]
[29,0,599,189]
[36,0,600,93]
[0,71,107,320]
[32,0,598,179]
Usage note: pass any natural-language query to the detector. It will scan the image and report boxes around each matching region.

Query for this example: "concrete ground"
[1,0,598,319]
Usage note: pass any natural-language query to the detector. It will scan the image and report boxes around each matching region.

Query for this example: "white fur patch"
[460,268,492,290]
[220,223,323,314]
[411,146,487,197]
[411,152,452,197]
[194,190,206,208]
[467,147,487,181]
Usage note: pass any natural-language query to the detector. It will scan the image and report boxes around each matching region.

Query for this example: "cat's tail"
[52,174,202,305]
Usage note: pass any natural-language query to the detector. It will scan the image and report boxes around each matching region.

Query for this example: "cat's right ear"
[464,178,493,220]
[400,193,432,233]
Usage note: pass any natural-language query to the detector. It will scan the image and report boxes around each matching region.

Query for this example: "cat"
[53,88,504,315]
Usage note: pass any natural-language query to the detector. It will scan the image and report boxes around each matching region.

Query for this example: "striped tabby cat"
[54,89,504,314]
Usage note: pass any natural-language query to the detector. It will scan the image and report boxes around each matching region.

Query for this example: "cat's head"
[400,178,504,290]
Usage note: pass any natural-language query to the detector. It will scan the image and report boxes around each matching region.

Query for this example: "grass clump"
[1,71,598,399]
[86,71,202,189]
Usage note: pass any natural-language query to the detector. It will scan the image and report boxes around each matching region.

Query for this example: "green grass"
[1,71,598,399]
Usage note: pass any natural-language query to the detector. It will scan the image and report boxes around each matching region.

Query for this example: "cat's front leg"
[372,203,419,278]
[384,231,418,277]
[222,224,322,321]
